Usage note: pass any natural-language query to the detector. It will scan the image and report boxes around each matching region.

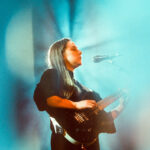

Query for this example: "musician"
[33,38,124,150]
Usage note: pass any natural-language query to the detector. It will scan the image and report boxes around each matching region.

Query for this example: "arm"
[46,95,98,110]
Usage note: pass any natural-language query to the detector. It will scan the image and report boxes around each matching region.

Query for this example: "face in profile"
[63,41,82,71]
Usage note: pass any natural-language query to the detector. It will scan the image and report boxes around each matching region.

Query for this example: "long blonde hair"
[47,38,75,99]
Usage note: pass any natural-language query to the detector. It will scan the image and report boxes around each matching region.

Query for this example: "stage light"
[5,8,34,83]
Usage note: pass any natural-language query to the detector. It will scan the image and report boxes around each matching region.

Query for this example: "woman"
[33,38,124,150]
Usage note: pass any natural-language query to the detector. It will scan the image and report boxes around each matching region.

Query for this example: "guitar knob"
[88,128,92,132]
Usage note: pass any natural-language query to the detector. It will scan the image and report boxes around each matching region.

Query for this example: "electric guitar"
[51,91,122,144]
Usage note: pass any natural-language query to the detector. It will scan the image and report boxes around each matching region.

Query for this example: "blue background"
[1,0,150,149]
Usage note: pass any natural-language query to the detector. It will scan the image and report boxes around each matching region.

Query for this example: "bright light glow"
[5,8,34,83]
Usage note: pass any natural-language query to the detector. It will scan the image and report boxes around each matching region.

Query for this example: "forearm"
[46,96,97,110]
[46,96,76,109]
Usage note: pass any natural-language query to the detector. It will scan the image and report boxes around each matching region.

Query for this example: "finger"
[87,105,94,109]
[89,103,96,108]
[90,100,97,104]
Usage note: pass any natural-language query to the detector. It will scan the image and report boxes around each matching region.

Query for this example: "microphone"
[92,53,120,63]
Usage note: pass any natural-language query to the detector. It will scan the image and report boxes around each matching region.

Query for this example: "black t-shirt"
[33,68,116,133]
[34,68,101,110]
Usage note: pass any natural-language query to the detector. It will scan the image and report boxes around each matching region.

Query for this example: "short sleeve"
[92,91,102,102]
[33,69,59,111]
[97,111,116,134]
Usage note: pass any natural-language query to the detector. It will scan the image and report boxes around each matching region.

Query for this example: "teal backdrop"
[1,0,150,150]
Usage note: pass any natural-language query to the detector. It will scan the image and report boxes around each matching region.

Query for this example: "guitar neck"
[97,93,121,110]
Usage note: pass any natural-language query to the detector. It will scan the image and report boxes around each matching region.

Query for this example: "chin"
[74,63,82,69]
[78,62,82,67]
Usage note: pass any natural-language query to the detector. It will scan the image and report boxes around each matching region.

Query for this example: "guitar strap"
[50,116,80,145]
[50,116,97,148]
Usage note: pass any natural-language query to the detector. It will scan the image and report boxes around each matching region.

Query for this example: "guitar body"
[56,108,103,143]
[51,91,115,144]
